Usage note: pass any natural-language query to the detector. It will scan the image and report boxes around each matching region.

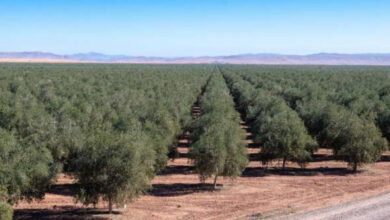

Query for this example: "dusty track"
[280,191,390,220]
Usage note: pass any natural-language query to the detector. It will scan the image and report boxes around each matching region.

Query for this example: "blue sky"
[1,0,389,57]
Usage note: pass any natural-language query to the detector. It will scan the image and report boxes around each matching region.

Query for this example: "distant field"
[2,64,390,219]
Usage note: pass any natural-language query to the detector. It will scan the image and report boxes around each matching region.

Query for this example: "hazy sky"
[1,0,390,56]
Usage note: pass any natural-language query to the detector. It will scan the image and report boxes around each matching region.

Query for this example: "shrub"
[71,130,155,213]
[0,203,13,220]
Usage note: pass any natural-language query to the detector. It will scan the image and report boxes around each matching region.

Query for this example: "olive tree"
[190,122,227,187]
[320,106,388,172]
[0,202,13,220]
[71,130,155,213]
[189,74,248,188]
[253,104,316,169]
[0,128,54,217]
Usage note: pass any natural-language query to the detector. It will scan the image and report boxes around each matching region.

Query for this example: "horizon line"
[1,51,390,58]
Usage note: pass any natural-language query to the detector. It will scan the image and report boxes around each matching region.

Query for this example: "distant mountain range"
[1,52,390,65]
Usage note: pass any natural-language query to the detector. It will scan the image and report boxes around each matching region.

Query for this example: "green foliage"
[1,63,390,209]
[190,123,228,182]
[319,106,387,171]
[223,69,316,168]
[222,65,389,171]
[190,73,248,187]
[0,187,12,220]
[0,128,53,204]
[255,108,316,168]
[71,129,155,211]
[0,64,210,209]
[0,202,13,220]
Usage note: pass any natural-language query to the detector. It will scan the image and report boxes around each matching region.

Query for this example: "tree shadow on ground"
[150,183,221,197]
[248,143,261,149]
[248,153,259,161]
[14,207,118,220]
[158,165,195,175]
[242,166,359,177]
[380,155,390,162]
[177,143,189,148]
[311,154,390,163]
[48,183,77,197]
[311,154,343,162]
[177,153,189,158]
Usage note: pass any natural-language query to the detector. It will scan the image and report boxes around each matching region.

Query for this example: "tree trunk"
[282,157,287,170]
[213,174,218,190]
[108,198,113,214]
[353,162,358,172]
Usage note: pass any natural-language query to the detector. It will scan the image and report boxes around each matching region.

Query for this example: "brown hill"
[1,52,390,65]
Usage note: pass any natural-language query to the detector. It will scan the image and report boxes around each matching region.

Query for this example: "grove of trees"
[222,65,388,172]
[1,63,390,217]
[0,64,211,214]
[222,69,317,169]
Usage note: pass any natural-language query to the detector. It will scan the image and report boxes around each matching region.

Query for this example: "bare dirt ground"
[14,107,390,220]
[14,152,390,220]
[280,190,390,220]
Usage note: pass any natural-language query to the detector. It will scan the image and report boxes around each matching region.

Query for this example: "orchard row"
[221,65,389,171]
[0,64,210,214]
[1,64,390,216]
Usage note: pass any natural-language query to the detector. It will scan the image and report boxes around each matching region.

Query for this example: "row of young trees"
[0,64,211,215]
[222,69,316,169]
[189,71,248,188]
[221,65,388,171]
[232,65,390,140]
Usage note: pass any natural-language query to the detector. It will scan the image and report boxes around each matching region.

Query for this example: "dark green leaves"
[190,73,248,186]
